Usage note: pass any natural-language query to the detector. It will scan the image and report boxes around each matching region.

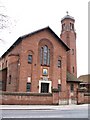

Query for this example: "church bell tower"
[60,12,77,77]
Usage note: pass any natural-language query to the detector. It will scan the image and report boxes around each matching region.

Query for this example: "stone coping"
[0,91,52,96]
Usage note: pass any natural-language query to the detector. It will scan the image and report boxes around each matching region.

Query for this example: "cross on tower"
[66,11,69,15]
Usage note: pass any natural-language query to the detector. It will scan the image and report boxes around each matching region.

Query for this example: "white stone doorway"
[39,80,52,93]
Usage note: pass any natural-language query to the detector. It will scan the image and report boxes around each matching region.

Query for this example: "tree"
[0,3,16,42]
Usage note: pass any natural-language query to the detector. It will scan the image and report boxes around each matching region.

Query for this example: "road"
[0,104,89,119]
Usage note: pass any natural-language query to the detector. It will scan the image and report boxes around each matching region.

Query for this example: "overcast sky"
[0,0,88,77]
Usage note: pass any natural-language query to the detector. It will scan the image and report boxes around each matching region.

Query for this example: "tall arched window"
[43,46,48,65]
[40,45,50,66]
[40,47,43,65]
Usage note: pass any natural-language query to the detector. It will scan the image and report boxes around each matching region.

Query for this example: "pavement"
[0,104,88,110]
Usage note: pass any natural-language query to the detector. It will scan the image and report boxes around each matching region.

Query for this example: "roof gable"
[67,72,81,83]
[1,26,70,58]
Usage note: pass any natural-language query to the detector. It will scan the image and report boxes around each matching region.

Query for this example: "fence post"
[76,88,78,105]
[67,89,69,105]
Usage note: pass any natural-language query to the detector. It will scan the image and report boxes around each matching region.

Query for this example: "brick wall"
[0,92,53,105]
[0,90,90,105]
[0,42,21,92]
[2,29,67,93]
[77,90,90,104]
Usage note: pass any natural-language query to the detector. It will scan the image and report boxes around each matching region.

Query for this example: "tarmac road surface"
[0,104,89,119]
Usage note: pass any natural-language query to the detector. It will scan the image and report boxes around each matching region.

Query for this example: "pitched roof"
[1,26,70,58]
[78,74,90,83]
[67,72,81,83]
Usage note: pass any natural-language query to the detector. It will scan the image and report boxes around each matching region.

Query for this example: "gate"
[59,90,78,105]
[69,91,77,104]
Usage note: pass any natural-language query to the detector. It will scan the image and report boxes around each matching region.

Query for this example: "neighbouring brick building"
[0,14,81,105]
[78,74,90,91]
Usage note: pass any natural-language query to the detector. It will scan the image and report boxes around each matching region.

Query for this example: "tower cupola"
[61,11,75,32]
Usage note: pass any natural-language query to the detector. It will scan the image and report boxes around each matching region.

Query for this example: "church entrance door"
[41,83,49,93]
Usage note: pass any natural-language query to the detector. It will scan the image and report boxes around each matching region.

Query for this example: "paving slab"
[0,104,88,110]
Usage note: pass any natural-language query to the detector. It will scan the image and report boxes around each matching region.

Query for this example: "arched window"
[28,55,32,64]
[62,23,65,31]
[70,23,72,30]
[40,45,50,66]
[58,56,62,68]
[72,24,74,30]
[73,66,74,73]
[9,75,11,84]
[70,23,74,30]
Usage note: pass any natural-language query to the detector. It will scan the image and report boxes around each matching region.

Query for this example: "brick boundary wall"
[84,93,90,103]
[0,92,53,105]
[77,90,90,104]
[0,90,90,105]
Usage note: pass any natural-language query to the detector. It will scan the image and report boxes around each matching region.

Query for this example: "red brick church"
[0,13,81,105]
